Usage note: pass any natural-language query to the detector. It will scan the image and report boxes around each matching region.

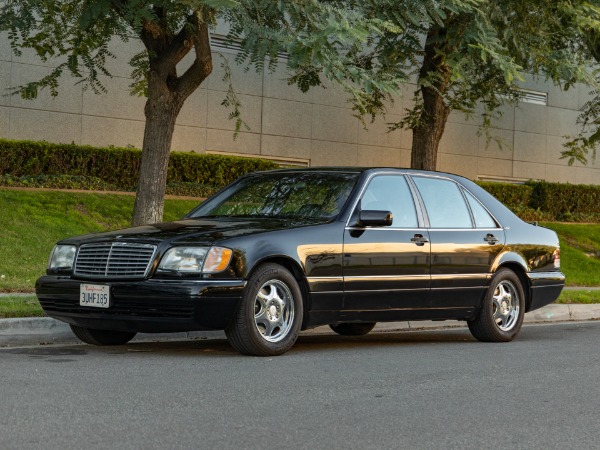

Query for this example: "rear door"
[410,175,505,315]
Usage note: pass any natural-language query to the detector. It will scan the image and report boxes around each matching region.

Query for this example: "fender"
[490,251,529,273]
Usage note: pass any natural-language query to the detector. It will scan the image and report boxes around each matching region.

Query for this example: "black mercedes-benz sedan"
[36,168,565,355]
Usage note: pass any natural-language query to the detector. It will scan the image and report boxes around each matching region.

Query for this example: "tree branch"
[175,10,213,99]
[140,19,164,55]
[161,15,195,67]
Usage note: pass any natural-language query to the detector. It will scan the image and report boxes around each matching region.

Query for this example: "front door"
[343,174,431,316]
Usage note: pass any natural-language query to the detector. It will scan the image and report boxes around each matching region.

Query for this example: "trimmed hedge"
[0,174,219,197]
[0,139,278,195]
[1,138,598,221]
[477,181,600,222]
[0,174,120,191]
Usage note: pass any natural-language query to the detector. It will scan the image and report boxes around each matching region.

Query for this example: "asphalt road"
[1,322,599,450]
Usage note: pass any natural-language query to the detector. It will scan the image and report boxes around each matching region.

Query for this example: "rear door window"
[463,189,498,228]
[412,177,472,228]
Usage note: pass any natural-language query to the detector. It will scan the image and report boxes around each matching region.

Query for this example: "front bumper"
[35,276,246,333]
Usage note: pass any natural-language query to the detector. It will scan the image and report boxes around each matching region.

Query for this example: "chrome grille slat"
[74,242,157,279]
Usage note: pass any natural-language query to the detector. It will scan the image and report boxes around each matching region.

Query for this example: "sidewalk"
[1,303,599,347]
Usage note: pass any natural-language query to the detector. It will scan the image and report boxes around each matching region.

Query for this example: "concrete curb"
[1,303,599,347]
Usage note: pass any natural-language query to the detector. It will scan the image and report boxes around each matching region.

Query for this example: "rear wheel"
[69,325,136,346]
[226,264,303,356]
[329,322,376,336]
[468,268,525,342]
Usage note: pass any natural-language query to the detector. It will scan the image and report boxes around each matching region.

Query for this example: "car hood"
[59,217,328,246]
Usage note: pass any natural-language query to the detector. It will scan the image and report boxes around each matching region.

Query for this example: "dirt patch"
[73,203,113,229]
[559,234,600,259]
[1,186,204,201]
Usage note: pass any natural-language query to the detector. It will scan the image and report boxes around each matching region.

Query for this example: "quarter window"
[464,189,497,228]
[360,175,418,228]
[412,177,472,228]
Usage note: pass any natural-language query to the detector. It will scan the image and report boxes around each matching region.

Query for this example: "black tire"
[225,263,303,356]
[69,324,137,346]
[329,322,376,336]
[468,268,525,342]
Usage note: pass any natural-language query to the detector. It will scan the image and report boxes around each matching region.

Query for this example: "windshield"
[188,172,359,220]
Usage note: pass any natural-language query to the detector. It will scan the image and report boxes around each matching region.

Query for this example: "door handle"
[411,234,429,246]
[484,233,499,245]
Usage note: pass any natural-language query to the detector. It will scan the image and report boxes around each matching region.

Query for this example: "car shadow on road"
[3,325,560,359]
[93,329,482,357]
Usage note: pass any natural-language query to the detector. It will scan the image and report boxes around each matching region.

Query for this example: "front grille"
[74,242,157,279]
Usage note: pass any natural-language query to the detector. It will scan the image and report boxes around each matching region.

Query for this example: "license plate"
[80,284,110,308]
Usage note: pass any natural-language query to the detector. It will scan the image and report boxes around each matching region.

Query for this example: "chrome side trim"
[306,276,344,288]
[306,276,344,282]
[526,271,566,287]
[342,306,473,312]
[344,288,431,293]
[526,272,566,281]
[430,274,491,280]
[343,274,491,282]
[344,274,430,282]
[431,286,486,290]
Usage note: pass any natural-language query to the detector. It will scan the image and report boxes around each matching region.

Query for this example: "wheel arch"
[494,261,532,312]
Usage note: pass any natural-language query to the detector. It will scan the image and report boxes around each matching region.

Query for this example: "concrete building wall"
[1,33,599,184]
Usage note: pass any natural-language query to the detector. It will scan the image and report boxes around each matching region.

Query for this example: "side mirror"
[357,210,393,227]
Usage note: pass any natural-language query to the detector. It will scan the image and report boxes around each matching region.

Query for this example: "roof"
[257,166,469,180]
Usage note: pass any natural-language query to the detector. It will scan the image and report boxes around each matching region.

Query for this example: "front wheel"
[225,264,303,356]
[69,325,137,346]
[468,268,525,342]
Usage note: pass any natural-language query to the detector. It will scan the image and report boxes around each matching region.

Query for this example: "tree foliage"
[0,0,405,224]
[560,1,600,165]
[1,0,597,222]
[262,0,594,170]
[0,0,403,106]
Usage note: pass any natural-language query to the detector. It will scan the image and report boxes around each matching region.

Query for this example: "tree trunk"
[410,25,452,171]
[410,86,451,170]
[130,10,213,226]
[132,91,183,226]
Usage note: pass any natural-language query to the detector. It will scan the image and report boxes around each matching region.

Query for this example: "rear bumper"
[526,271,566,312]
[35,276,246,333]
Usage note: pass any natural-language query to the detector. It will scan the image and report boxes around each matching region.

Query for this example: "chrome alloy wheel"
[254,279,295,342]
[492,280,520,331]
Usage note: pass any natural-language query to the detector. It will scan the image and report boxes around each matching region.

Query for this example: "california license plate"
[80,284,110,308]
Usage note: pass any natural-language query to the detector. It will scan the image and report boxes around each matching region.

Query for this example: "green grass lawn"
[0,189,198,292]
[0,188,598,295]
[0,295,45,318]
[541,222,600,286]
[555,289,600,304]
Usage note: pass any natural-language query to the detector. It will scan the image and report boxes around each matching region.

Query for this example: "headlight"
[203,247,234,273]
[157,247,232,274]
[48,245,77,270]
